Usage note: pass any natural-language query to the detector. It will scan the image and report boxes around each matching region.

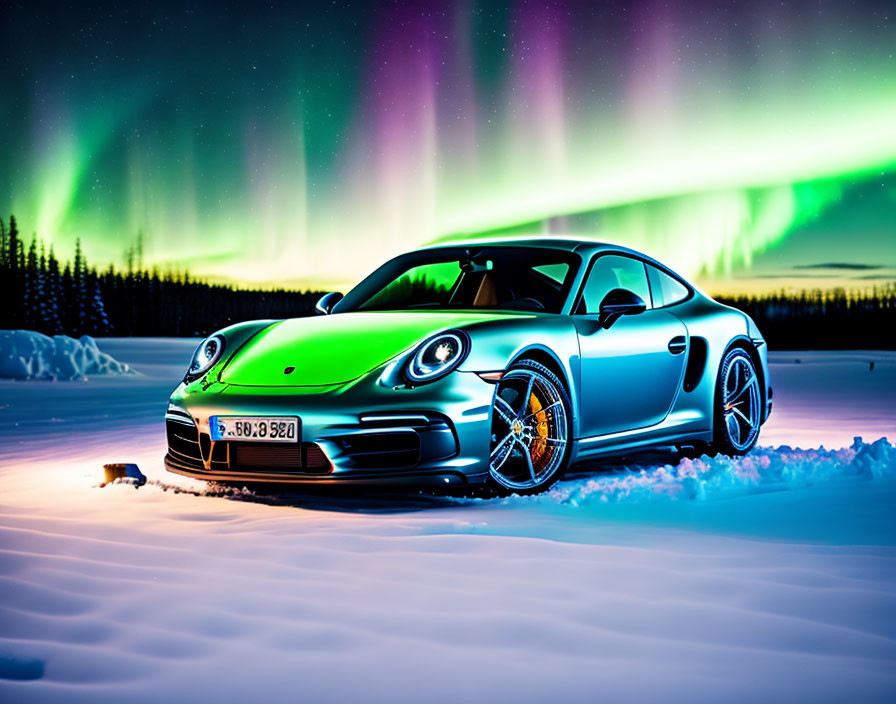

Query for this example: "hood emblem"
[284,366,295,375]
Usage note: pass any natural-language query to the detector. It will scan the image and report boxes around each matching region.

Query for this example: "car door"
[574,253,688,438]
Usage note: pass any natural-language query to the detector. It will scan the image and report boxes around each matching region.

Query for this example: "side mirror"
[598,288,646,329]
[315,291,343,315]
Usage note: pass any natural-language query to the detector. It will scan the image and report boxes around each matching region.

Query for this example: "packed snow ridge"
[540,437,896,506]
[0,329,133,380]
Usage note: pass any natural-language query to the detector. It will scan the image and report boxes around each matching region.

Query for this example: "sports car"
[165,237,772,494]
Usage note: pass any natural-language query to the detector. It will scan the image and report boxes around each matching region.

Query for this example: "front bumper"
[163,455,474,488]
[164,369,495,486]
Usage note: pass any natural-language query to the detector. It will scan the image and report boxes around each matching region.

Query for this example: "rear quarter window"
[647,265,690,307]
[532,263,569,284]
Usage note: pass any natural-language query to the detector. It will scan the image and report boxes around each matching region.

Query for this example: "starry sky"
[1,0,894,291]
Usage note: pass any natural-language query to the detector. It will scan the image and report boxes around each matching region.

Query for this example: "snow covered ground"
[1,340,894,703]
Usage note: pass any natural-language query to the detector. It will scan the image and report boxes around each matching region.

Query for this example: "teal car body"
[165,238,771,491]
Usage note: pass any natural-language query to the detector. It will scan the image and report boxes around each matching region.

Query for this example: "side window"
[578,255,650,315]
[646,265,689,307]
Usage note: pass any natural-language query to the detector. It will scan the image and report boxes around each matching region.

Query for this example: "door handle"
[668,336,687,355]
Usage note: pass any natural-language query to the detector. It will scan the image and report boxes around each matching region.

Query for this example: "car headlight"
[185,334,225,381]
[404,331,469,384]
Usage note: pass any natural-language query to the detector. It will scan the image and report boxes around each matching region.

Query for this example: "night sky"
[1,0,894,291]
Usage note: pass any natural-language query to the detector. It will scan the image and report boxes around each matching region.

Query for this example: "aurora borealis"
[1,0,894,290]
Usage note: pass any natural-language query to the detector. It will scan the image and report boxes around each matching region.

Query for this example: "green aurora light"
[1,1,894,291]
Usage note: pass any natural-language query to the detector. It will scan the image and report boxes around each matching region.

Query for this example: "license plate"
[210,416,299,443]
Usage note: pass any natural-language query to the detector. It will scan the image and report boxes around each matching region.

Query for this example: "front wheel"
[712,347,762,455]
[488,360,572,494]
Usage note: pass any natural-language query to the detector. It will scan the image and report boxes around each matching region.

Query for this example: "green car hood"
[220,311,515,387]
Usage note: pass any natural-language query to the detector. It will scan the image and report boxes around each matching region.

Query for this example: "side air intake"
[683,337,707,393]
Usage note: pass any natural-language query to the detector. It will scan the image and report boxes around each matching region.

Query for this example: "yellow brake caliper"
[528,393,549,465]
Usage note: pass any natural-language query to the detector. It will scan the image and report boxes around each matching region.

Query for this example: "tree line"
[0,215,323,337]
[2,214,894,347]
[716,286,896,350]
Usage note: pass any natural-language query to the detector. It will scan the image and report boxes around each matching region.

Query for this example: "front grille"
[323,413,458,471]
[337,431,421,469]
[166,411,329,475]
[231,442,331,474]
[234,444,302,468]
[208,435,228,470]
[166,418,203,468]
[167,410,461,476]
[305,444,328,469]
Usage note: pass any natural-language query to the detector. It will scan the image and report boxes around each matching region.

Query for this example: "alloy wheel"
[721,352,761,452]
[489,366,569,491]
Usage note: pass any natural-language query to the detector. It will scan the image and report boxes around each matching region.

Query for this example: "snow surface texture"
[0,330,132,380]
[0,340,894,703]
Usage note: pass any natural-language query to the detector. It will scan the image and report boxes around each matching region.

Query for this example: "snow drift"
[544,437,896,507]
[0,329,132,380]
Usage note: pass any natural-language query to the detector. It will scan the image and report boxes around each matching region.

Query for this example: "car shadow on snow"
[151,447,686,515]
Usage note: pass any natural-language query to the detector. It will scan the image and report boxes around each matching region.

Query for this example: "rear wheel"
[488,360,571,494]
[712,347,762,455]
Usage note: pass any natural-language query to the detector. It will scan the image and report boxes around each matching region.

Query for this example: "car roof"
[420,235,624,254]
[418,236,695,288]
[420,235,657,260]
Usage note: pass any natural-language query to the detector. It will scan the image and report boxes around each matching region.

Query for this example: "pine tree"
[124,243,134,274]
[36,242,53,334]
[88,275,112,335]
[8,215,21,268]
[61,263,74,332]
[0,216,7,268]
[45,246,64,334]
[72,239,88,335]
[7,215,24,327]
[0,217,7,328]
[23,237,40,330]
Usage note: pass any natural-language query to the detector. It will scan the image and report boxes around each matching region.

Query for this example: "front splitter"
[164,454,481,488]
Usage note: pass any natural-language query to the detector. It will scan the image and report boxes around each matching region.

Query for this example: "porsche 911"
[165,238,771,493]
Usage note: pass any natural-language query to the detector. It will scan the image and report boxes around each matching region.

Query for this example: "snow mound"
[0,329,133,380]
[543,437,896,506]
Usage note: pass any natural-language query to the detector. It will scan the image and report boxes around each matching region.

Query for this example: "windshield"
[337,246,581,314]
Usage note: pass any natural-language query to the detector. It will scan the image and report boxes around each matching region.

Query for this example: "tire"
[711,347,762,455]
[487,359,572,495]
